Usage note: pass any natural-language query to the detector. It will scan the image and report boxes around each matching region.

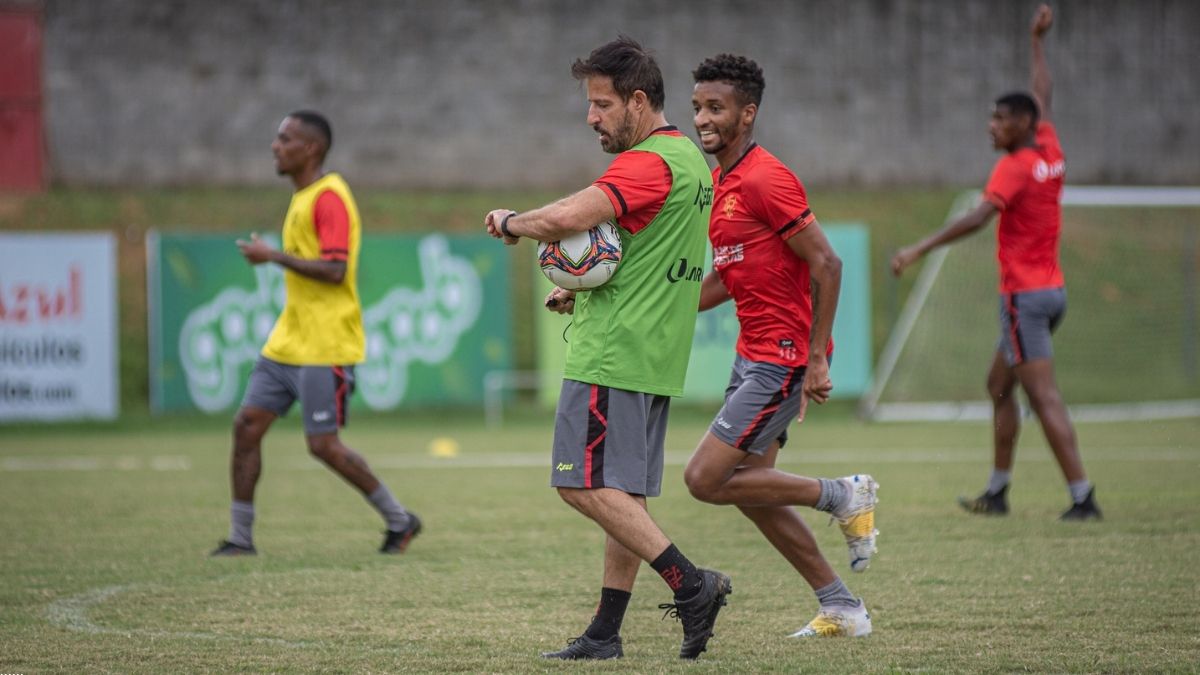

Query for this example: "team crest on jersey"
[723,195,738,218]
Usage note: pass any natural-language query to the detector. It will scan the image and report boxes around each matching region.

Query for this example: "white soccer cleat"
[832,474,879,572]
[789,600,872,638]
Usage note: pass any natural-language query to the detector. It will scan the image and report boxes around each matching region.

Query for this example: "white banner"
[0,233,118,421]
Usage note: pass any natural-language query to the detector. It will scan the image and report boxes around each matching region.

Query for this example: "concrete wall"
[43,0,1200,188]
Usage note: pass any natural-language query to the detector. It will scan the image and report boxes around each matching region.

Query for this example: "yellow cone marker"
[428,437,460,458]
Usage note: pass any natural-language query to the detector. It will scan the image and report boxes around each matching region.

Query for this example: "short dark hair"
[692,53,766,107]
[571,35,665,111]
[994,92,1039,126]
[288,109,333,154]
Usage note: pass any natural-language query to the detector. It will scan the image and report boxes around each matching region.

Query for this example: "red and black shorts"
[550,379,670,497]
[709,355,807,455]
[998,288,1066,366]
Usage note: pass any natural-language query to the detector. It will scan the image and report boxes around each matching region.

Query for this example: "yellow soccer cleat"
[789,601,872,638]
[832,474,879,572]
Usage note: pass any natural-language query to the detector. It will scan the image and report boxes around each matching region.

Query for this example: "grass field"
[3,409,1198,673]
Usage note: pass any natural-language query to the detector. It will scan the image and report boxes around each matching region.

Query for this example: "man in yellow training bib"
[211,111,421,556]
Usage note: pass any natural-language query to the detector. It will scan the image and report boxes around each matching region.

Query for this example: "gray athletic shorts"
[998,288,1066,366]
[709,355,807,455]
[241,356,356,435]
[550,379,670,497]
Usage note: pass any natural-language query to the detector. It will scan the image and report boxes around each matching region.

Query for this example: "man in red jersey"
[682,53,877,639]
[892,5,1101,521]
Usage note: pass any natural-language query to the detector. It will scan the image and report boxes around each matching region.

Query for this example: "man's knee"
[556,486,590,510]
[987,373,1014,402]
[1016,361,1064,410]
[684,463,722,503]
[232,409,270,449]
[307,434,342,461]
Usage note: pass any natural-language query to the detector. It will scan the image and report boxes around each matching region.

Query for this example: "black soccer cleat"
[380,512,423,554]
[958,484,1009,515]
[1060,487,1103,521]
[540,634,623,660]
[210,539,257,556]
[658,568,732,659]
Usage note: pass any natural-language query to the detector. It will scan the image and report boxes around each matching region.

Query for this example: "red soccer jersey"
[710,143,828,367]
[593,127,680,233]
[983,121,1066,293]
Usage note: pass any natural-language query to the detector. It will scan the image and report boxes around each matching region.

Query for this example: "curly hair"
[692,53,765,107]
[571,35,665,111]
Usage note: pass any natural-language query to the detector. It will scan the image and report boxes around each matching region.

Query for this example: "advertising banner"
[148,232,511,414]
[537,224,872,406]
[0,232,118,421]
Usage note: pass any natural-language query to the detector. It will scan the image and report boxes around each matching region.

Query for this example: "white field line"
[0,456,191,472]
[45,583,398,652]
[2,447,1194,472]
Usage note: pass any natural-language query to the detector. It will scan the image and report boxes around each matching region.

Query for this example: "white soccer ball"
[537,221,623,291]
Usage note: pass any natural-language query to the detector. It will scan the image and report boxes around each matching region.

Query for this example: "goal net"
[862,186,1200,422]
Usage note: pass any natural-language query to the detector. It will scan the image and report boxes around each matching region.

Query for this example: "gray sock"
[815,478,849,513]
[815,577,858,609]
[228,500,254,548]
[987,470,1012,495]
[1068,479,1092,504]
[368,484,410,531]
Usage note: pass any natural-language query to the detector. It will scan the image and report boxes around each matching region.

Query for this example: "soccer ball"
[537,221,622,290]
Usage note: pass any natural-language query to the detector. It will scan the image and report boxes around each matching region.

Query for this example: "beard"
[701,119,741,156]
[598,109,636,154]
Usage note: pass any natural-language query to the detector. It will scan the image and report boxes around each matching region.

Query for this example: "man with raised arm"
[892,5,1101,521]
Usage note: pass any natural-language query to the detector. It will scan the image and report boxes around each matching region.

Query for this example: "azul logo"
[312,410,331,422]
[666,257,704,283]
[0,266,83,324]
[693,182,713,211]
[714,416,732,429]
[179,234,482,412]
[556,462,574,471]
[1034,158,1065,182]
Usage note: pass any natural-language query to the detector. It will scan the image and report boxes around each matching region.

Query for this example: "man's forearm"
[272,252,346,284]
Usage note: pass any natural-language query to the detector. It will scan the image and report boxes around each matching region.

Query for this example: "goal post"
[861,186,1200,422]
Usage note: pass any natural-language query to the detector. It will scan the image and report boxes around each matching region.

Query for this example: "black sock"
[584,587,631,640]
[650,544,702,600]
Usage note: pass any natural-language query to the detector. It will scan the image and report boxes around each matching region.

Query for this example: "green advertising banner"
[148,232,511,414]
[537,224,871,406]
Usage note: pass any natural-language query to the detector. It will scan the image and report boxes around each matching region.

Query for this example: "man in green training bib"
[484,36,730,661]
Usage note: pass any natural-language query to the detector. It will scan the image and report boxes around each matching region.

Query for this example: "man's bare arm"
[484,186,617,244]
[237,234,346,284]
[1031,4,1054,121]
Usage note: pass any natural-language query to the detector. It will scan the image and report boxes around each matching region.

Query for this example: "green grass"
[2,410,1198,672]
[0,186,958,413]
